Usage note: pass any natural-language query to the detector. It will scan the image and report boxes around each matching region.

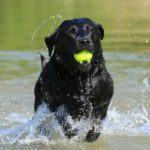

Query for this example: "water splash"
[103,75,150,136]
[31,15,63,41]
[0,103,94,144]
[31,14,63,51]
[143,77,149,90]
[103,105,150,136]
[0,103,64,144]
[31,20,47,41]
[0,100,150,145]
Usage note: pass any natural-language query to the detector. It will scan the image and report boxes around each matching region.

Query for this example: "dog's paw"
[85,130,100,142]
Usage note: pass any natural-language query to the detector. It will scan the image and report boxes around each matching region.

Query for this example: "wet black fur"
[34,18,113,142]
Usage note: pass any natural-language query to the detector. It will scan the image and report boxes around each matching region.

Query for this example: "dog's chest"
[51,73,95,103]
[53,75,95,118]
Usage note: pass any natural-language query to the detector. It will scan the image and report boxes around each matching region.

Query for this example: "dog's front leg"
[85,109,101,142]
[59,118,78,138]
[55,105,78,138]
[85,103,110,142]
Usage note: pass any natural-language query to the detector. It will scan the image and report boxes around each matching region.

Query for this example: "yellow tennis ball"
[74,50,93,63]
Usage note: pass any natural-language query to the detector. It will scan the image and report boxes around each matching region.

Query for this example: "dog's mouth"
[74,50,93,64]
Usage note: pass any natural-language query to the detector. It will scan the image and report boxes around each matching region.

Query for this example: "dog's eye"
[68,26,77,35]
[84,24,93,33]
[85,25,90,32]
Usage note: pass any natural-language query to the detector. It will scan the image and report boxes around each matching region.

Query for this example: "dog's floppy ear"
[96,23,104,40]
[45,28,59,56]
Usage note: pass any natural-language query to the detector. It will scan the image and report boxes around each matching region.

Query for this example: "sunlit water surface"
[0,51,150,150]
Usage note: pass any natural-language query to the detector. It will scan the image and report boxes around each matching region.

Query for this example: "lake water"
[0,51,150,150]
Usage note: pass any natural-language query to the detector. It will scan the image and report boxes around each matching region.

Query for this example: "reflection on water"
[0,51,150,150]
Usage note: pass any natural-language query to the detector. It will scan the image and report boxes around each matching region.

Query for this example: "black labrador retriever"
[34,18,113,142]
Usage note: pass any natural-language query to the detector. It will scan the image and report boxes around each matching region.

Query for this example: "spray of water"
[30,15,63,51]
[0,103,98,144]
[0,103,64,144]
[103,75,150,136]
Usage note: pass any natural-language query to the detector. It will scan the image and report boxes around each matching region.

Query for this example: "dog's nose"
[78,38,91,46]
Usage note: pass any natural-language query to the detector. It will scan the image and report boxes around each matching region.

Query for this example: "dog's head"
[45,18,104,72]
